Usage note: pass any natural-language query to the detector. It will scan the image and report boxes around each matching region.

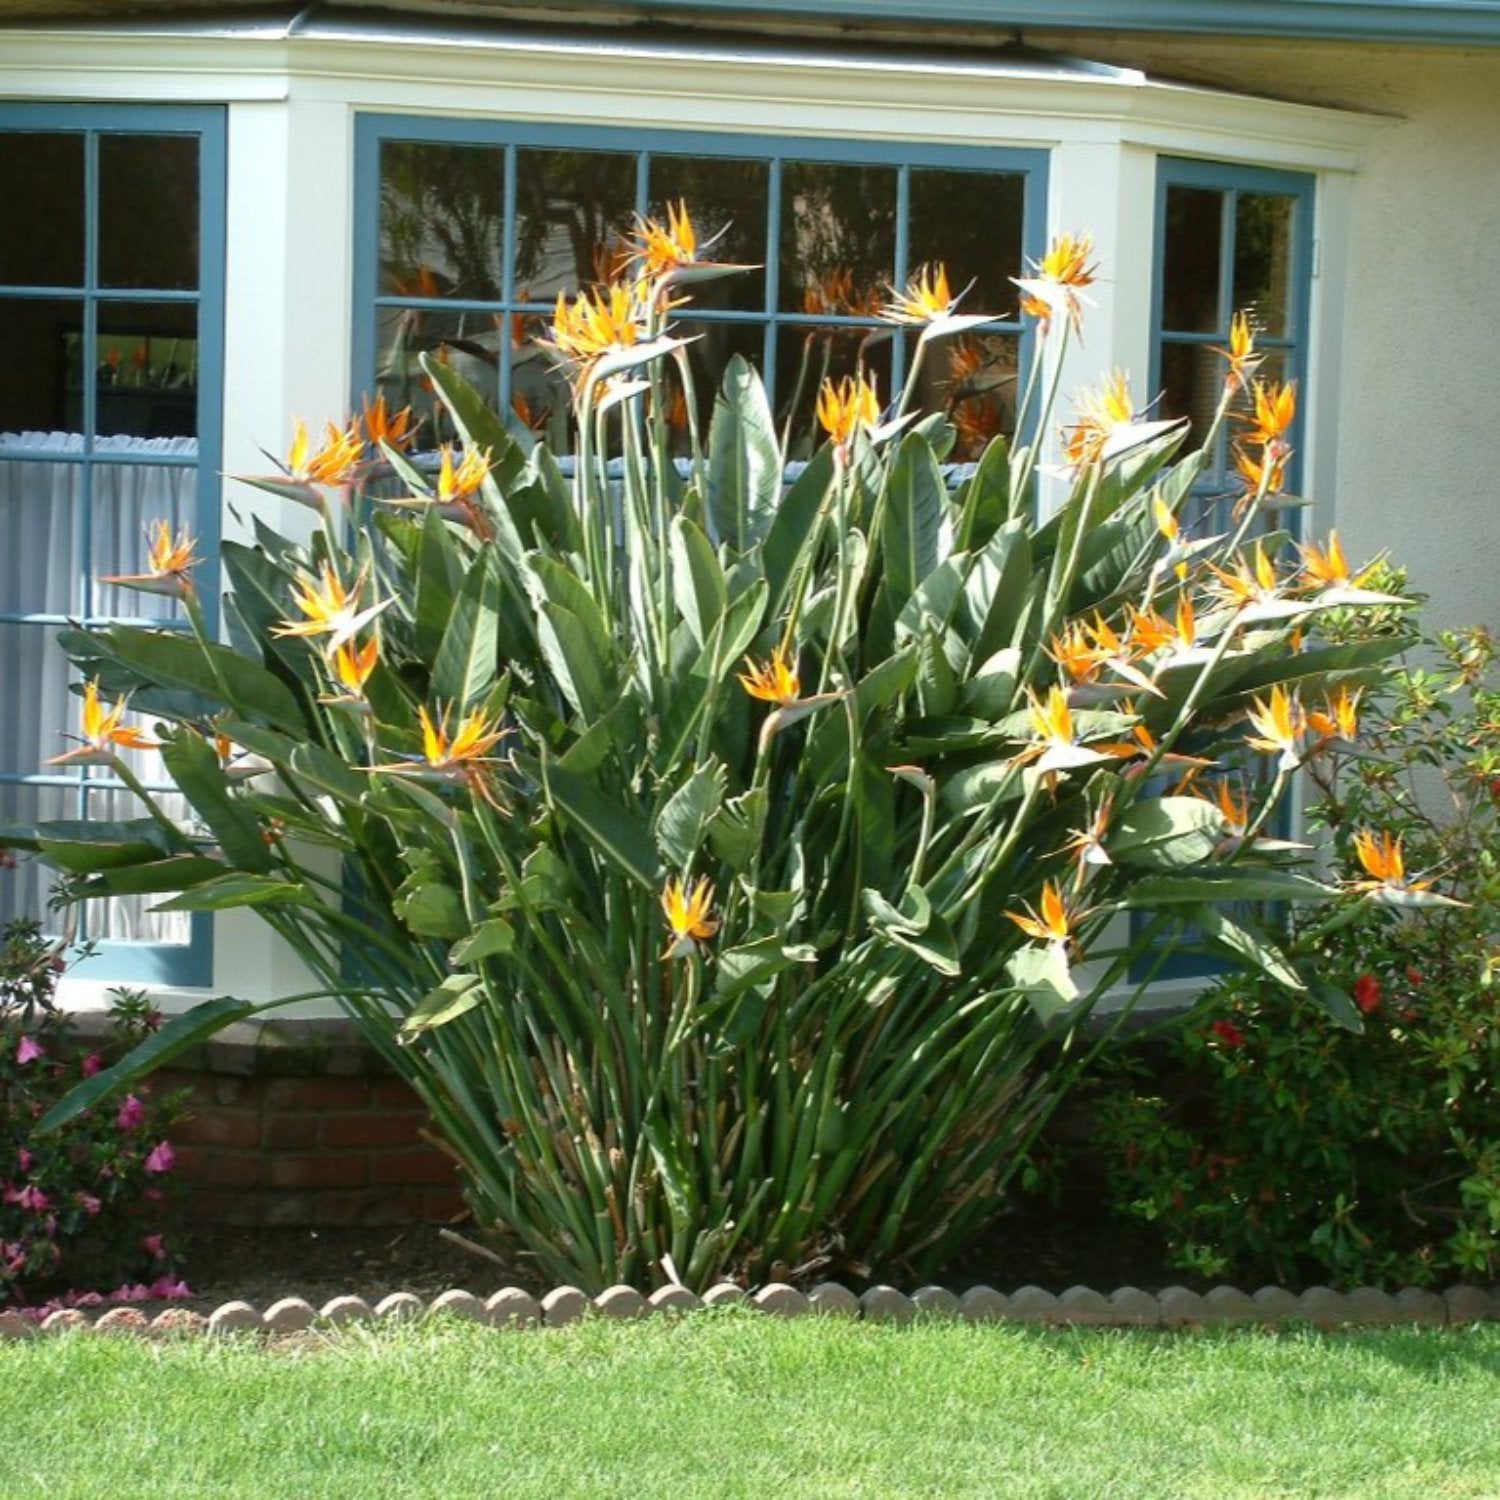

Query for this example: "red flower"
[1209,1019,1246,1048]
[1353,973,1382,1014]
[1405,966,1423,987]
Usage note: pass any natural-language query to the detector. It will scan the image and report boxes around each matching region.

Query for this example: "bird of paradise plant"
[12,221,1415,1294]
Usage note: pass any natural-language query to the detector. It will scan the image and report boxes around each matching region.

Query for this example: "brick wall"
[78,1016,465,1230]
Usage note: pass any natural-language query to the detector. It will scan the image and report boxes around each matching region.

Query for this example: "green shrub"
[7,221,1408,1290]
[1096,617,1500,1288]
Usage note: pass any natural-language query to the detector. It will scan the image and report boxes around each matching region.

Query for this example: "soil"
[162,1182,1195,1315]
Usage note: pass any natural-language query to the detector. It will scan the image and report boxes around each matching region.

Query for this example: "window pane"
[0,456,84,617]
[0,297,84,435]
[1162,186,1223,334]
[373,305,507,445]
[0,783,75,932]
[96,301,197,440]
[99,134,200,291]
[773,321,893,461]
[779,161,896,317]
[515,148,636,302]
[1159,341,1223,451]
[0,624,76,775]
[908,169,1025,317]
[91,459,197,622]
[0,133,84,288]
[647,156,769,313]
[666,320,768,455]
[83,784,192,946]
[1234,193,1295,338]
[921,331,1020,462]
[380,141,505,302]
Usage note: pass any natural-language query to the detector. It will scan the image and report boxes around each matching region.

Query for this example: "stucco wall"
[1045,38,1500,632]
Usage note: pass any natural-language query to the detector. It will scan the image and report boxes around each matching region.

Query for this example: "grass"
[2,1315,1498,1499]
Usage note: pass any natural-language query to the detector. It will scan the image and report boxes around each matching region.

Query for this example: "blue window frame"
[353,115,1047,460]
[1150,156,1316,526]
[1138,156,1316,985]
[0,103,226,986]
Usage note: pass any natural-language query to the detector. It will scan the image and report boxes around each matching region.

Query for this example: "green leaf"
[954,434,1012,551]
[1120,868,1333,906]
[161,729,276,873]
[30,818,185,871]
[394,872,468,938]
[707,356,781,553]
[414,504,466,663]
[450,919,517,963]
[81,855,232,896]
[401,974,483,1036]
[707,788,767,871]
[881,432,945,618]
[151,874,308,912]
[1006,944,1080,1024]
[655,759,727,870]
[537,603,611,723]
[669,516,727,649]
[37,995,270,1132]
[1186,904,1305,992]
[1108,797,1224,870]
[966,520,1035,663]
[525,753,661,890]
[763,446,833,622]
[81,627,305,733]
[433,550,502,710]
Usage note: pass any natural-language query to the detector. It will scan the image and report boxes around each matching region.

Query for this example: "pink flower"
[110,1282,150,1303]
[148,1276,191,1300]
[15,1035,44,1066]
[17,1148,32,1173]
[75,1191,102,1217]
[116,1094,146,1131]
[4,1184,52,1213]
[80,1052,103,1078]
[143,1141,176,1175]
[142,1233,167,1260]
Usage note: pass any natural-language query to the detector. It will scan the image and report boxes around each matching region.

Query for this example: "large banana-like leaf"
[880,432,945,620]
[707,356,781,554]
[433,550,502,710]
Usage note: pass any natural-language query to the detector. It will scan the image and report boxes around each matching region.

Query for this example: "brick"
[263,1297,317,1333]
[371,1078,424,1110]
[541,1286,589,1326]
[375,1293,424,1323]
[1252,1286,1300,1322]
[173,1112,263,1149]
[752,1284,808,1318]
[700,1284,745,1308]
[1393,1287,1447,1326]
[960,1287,1009,1323]
[263,1194,318,1228]
[1158,1287,1208,1328]
[265,1078,372,1111]
[1006,1286,1059,1324]
[96,1308,150,1336]
[646,1287,699,1316]
[204,1152,266,1190]
[487,1288,542,1327]
[1202,1287,1258,1325]
[319,1296,374,1326]
[1444,1285,1495,1324]
[370,1150,457,1187]
[263,1114,323,1151]
[303,1192,378,1227]
[208,1301,261,1335]
[911,1286,963,1320]
[194,1191,265,1228]
[860,1286,915,1324]
[212,1077,252,1108]
[420,1190,467,1222]
[323,1113,427,1150]
[430,1289,485,1322]
[1297,1287,1349,1328]
[1056,1286,1114,1326]
[596,1286,648,1319]
[268,1155,370,1190]
[1107,1288,1160,1327]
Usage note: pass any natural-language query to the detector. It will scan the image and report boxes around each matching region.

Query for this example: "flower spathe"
[1006,880,1087,954]
[1062,370,1134,469]
[661,875,719,959]
[285,417,365,487]
[1244,683,1306,772]
[45,679,158,765]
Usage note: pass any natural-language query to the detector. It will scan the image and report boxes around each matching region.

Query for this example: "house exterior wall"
[1040,38,1500,633]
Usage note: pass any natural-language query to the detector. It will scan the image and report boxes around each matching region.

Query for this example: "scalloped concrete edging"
[0,1281,1497,1340]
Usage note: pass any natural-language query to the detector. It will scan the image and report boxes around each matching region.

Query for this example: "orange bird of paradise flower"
[100,519,200,599]
[816,372,881,451]
[273,564,392,656]
[1006,879,1089,954]
[661,875,719,959]
[882,263,958,324]
[46,680,158,765]
[739,646,801,707]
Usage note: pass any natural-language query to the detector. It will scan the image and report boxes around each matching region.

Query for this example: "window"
[0,105,225,985]
[1138,157,1316,983]
[354,118,1046,461]
[1151,157,1316,527]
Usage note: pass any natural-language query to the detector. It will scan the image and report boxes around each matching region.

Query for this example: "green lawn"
[2,1316,1497,1499]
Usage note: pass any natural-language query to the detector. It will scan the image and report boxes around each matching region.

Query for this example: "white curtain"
[0,431,197,945]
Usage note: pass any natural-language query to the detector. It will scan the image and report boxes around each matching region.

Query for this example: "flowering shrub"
[10,214,1412,1290]
[1096,618,1500,1288]
[0,918,187,1305]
